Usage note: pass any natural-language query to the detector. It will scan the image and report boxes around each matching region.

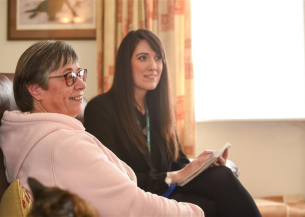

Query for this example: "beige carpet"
[254,195,305,217]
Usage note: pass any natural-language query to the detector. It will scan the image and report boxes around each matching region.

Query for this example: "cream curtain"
[96,0,196,157]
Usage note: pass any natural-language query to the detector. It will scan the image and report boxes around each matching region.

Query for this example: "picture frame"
[8,0,96,40]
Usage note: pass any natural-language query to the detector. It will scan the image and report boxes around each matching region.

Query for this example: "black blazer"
[84,91,190,195]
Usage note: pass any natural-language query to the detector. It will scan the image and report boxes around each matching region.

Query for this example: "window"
[191,0,305,121]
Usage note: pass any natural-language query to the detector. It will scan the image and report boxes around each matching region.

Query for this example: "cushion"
[0,179,32,217]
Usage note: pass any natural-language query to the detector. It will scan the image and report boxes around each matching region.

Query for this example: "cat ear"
[28,177,46,197]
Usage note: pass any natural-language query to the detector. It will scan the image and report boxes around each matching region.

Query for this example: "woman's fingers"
[197,152,212,165]
[199,148,228,168]
[210,156,226,168]
[218,156,226,165]
[197,150,214,158]
[212,161,219,167]
[222,148,229,160]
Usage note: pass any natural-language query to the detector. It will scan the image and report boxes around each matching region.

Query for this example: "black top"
[84,91,190,195]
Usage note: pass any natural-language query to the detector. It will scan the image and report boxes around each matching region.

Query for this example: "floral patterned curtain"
[96,0,195,157]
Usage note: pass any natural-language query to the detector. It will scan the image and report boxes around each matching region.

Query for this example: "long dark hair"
[110,29,178,161]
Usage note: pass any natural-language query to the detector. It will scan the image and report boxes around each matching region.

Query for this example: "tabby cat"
[27,178,98,217]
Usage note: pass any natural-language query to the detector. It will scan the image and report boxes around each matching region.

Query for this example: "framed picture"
[8,0,96,40]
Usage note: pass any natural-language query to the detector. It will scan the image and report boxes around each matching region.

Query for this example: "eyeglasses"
[49,69,88,87]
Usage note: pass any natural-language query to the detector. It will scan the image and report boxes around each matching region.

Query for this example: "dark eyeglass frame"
[49,69,88,87]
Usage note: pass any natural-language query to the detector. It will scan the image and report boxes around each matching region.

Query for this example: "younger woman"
[84,29,261,217]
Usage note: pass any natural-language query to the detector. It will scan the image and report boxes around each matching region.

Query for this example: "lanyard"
[137,102,151,153]
[145,103,151,153]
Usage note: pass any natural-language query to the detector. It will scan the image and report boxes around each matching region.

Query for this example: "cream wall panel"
[196,121,305,198]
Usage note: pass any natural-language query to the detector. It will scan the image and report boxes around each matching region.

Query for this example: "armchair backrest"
[0,73,16,201]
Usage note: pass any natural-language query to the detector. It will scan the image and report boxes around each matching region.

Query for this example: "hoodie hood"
[0,111,84,183]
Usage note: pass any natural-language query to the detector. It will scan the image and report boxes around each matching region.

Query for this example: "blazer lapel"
[143,150,152,168]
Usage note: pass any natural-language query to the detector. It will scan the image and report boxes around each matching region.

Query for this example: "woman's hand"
[211,147,229,167]
[169,150,214,184]
[169,148,230,184]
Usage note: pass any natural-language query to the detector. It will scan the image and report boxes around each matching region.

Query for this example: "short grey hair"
[14,40,78,112]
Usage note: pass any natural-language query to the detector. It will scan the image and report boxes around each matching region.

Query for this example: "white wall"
[197,120,305,198]
[1,0,304,199]
[0,0,98,100]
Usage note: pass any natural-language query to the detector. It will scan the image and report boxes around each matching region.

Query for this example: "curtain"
[96,0,196,157]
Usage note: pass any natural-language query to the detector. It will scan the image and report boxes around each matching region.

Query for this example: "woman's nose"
[74,76,86,90]
[149,59,157,71]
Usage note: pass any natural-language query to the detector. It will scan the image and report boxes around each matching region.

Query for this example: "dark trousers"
[168,166,262,217]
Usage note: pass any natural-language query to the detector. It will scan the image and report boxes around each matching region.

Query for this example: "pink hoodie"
[0,111,204,217]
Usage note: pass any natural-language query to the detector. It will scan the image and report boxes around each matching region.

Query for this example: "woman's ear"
[27,84,43,100]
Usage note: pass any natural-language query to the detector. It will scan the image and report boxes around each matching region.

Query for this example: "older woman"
[0,41,203,216]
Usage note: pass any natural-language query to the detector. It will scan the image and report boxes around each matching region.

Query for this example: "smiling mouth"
[144,75,157,78]
[69,96,83,101]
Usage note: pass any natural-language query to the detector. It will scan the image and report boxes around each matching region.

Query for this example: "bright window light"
[191,0,305,121]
